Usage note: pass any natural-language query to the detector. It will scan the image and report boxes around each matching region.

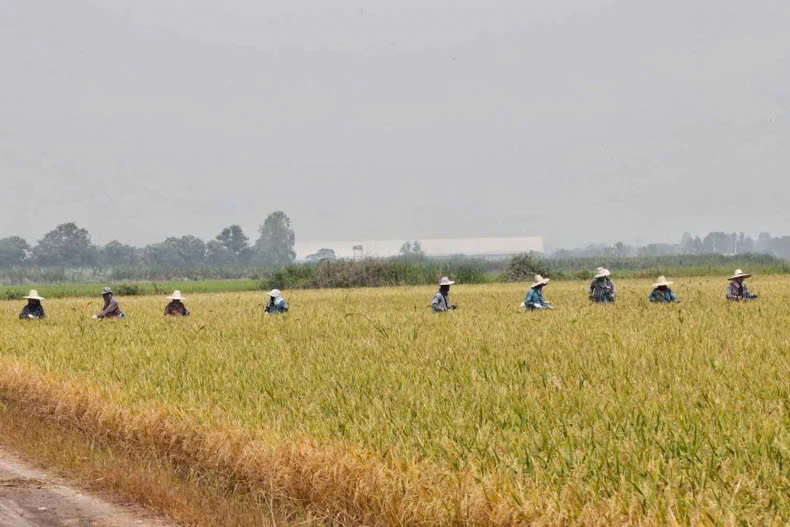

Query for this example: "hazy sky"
[2,1,788,249]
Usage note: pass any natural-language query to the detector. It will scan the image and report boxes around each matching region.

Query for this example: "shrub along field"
[0,278,263,300]
[0,277,789,525]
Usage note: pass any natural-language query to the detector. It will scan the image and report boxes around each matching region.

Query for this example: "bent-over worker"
[94,287,124,319]
[648,276,679,303]
[523,275,553,310]
[726,269,758,301]
[432,277,457,312]
[589,267,616,304]
[265,289,289,314]
[164,290,190,316]
[19,290,45,320]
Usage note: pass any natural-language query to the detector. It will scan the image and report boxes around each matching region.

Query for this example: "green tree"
[505,252,550,282]
[206,240,236,265]
[101,240,139,266]
[143,243,184,266]
[399,240,425,260]
[215,225,250,263]
[0,236,30,267]
[32,223,98,266]
[305,248,337,262]
[143,235,206,266]
[253,211,296,267]
[167,235,206,265]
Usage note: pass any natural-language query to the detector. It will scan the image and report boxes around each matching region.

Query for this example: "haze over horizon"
[2,1,788,250]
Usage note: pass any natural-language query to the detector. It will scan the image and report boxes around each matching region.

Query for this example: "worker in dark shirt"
[19,290,45,320]
[726,269,758,301]
[164,290,190,317]
[93,287,124,319]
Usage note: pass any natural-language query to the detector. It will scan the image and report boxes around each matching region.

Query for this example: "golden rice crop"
[1,277,790,525]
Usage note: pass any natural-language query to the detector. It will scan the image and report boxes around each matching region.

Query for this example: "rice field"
[1,277,789,525]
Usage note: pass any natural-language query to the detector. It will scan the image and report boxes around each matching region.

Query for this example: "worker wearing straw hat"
[522,275,553,311]
[432,276,457,312]
[648,276,679,303]
[164,290,190,317]
[589,267,616,304]
[264,289,289,314]
[18,290,46,320]
[726,269,758,301]
[93,287,125,319]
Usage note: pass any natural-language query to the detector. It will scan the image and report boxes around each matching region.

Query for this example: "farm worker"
[164,290,190,316]
[264,289,289,314]
[648,276,679,303]
[93,287,125,319]
[589,267,616,304]
[432,276,457,312]
[522,275,553,310]
[726,269,758,301]
[18,290,45,320]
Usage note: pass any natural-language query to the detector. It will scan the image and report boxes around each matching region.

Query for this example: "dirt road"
[0,447,171,527]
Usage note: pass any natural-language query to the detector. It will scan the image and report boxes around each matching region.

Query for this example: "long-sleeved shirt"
[649,288,678,303]
[19,303,45,320]
[265,298,289,314]
[97,296,123,318]
[524,287,552,310]
[726,281,757,301]
[432,292,454,312]
[164,301,190,316]
[589,278,616,303]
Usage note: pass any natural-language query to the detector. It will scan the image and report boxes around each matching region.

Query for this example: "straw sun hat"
[23,290,45,300]
[439,277,455,286]
[594,267,611,279]
[167,290,186,301]
[652,276,673,288]
[729,269,752,280]
[531,274,550,288]
[268,289,282,298]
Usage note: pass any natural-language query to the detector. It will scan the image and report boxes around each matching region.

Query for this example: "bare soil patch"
[0,445,172,527]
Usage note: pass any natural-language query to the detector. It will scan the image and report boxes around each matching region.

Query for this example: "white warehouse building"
[295,236,544,261]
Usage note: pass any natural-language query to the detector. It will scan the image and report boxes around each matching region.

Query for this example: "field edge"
[0,358,558,527]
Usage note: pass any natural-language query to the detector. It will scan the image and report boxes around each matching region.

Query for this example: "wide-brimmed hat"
[729,269,751,280]
[167,290,185,301]
[439,276,455,286]
[652,276,673,288]
[531,274,550,288]
[101,287,113,295]
[594,267,611,279]
[23,289,45,300]
[268,289,282,298]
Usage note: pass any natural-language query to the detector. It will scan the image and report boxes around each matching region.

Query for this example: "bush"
[116,283,144,296]
[505,252,551,282]
[260,264,316,291]
[0,289,23,301]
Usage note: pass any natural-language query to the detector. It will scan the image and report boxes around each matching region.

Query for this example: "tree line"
[0,211,296,269]
[551,232,790,259]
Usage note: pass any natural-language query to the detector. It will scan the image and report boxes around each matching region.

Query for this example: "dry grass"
[0,398,295,527]
[1,278,789,525]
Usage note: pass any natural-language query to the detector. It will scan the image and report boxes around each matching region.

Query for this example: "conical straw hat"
[728,269,751,280]
[594,267,611,279]
[23,290,45,300]
[531,274,550,288]
[652,276,673,288]
[167,290,185,300]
